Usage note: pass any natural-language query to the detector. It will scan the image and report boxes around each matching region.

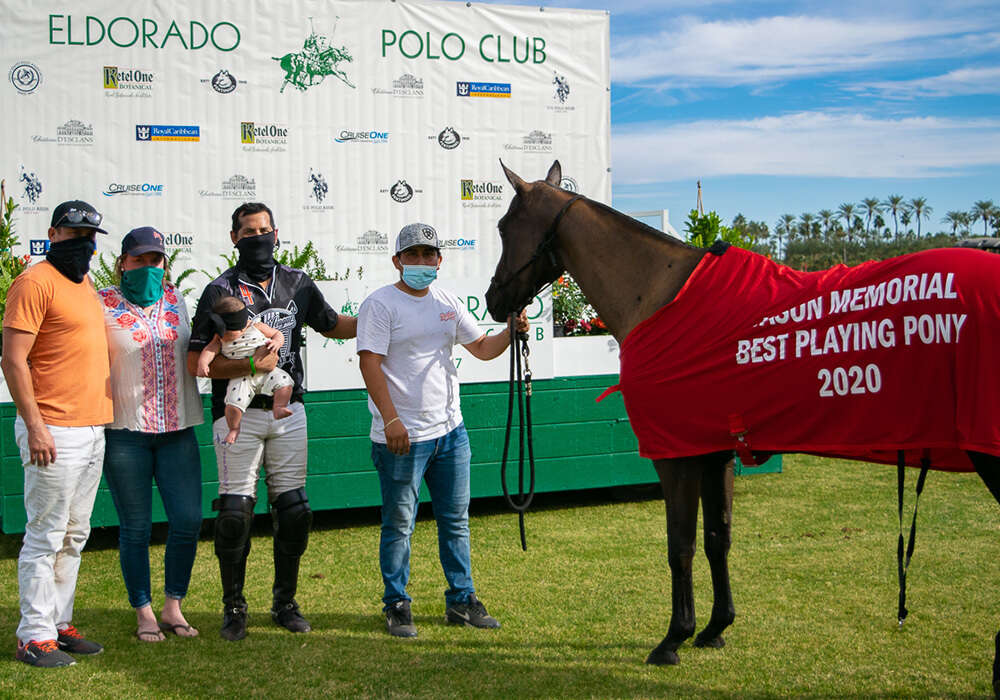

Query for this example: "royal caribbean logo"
[103,66,154,98]
[460,179,505,208]
[335,129,389,144]
[201,69,244,94]
[504,129,553,153]
[241,121,288,152]
[31,119,95,147]
[456,81,510,98]
[274,20,355,93]
[136,124,200,142]
[304,169,335,211]
[548,72,575,112]
[559,176,579,193]
[199,174,257,200]
[336,229,389,255]
[29,239,50,256]
[9,61,41,94]
[432,127,462,150]
[371,73,424,98]
[381,180,422,204]
[102,182,165,197]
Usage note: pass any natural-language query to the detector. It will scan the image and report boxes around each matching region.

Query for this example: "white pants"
[14,418,104,643]
[214,402,307,498]
[225,367,294,412]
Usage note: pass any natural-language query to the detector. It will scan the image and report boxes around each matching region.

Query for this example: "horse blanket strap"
[896,450,931,625]
[728,414,758,466]
[606,244,1000,472]
[500,313,536,551]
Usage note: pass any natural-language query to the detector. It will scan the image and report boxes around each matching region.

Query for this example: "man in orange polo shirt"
[1,200,113,668]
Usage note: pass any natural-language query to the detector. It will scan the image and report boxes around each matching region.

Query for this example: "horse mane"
[567,189,699,251]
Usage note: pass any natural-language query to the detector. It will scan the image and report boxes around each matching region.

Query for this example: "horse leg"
[967,450,1000,698]
[694,453,736,648]
[646,457,702,666]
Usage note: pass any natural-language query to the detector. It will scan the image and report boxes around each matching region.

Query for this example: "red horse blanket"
[600,245,1000,472]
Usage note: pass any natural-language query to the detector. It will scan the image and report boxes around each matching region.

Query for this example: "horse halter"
[490,193,584,296]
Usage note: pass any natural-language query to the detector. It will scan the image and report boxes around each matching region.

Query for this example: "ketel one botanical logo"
[202,69,245,94]
[103,66,154,97]
[102,182,165,197]
[335,129,389,144]
[336,229,388,255]
[199,174,257,200]
[32,119,95,147]
[9,61,41,94]
[559,176,579,193]
[240,121,288,152]
[304,169,335,212]
[382,180,422,204]
[456,81,510,98]
[460,179,505,208]
[19,166,42,204]
[136,125,200,142]
[371,73,424,98]
[162,231,194,259]
[273,19,355,93]
[434,127,462,150]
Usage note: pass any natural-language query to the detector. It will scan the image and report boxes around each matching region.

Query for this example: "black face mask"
[46,236,96,283]
[235,233,276,282]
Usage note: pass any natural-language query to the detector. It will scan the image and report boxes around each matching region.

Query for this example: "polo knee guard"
[213,494,255,608]
[272,488,312,605]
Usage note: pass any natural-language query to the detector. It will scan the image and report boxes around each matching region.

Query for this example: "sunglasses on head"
[55,209,102,227]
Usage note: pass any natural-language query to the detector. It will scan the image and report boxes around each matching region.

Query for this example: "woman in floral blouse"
[99,227,204,642]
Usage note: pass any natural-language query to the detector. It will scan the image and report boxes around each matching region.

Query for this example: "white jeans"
[214,402,307,498]
[14,418,104,643]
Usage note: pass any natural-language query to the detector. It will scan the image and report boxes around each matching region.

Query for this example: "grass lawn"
[0,453,997,698]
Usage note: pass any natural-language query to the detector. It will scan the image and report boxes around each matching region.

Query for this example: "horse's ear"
[500,160,527,193]
[545,160,562,187]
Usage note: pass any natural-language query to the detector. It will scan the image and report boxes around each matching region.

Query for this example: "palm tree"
[798,212,815,239]
[883,194,907,240]
[817,209,834,240]
[860,197,883,239]
[837,203,857,243]
[972,200,996,236]
[942,211,964,237]
[775,213,795,258]
[908,197,932,237]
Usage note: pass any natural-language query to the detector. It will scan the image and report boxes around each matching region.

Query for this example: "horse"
[484,160,1000,696]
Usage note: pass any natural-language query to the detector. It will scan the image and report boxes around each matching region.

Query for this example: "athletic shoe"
[384,600,417,638]
[15,640,76,667]
[445,594,501,629]
[220,605,248,642]
[272,600,311,633]
[56,625,103,655]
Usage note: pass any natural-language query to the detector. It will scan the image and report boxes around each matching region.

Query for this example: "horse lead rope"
[500,312,536,551]
[896,450,931,626]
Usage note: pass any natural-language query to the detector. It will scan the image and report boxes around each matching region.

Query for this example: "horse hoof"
[646,647,680,666]
[694,633,725,649]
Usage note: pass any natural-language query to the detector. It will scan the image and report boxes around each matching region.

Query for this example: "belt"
[247,395,301,411]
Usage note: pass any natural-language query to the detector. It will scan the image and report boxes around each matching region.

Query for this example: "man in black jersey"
[187,202,357,641]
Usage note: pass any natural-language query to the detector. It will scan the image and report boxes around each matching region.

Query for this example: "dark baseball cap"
[121,226,166,256]
[50,200,108,234]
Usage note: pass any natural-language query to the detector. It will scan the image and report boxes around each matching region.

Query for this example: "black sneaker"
[15,640,76,667]
[220,605,248,642]
[446,594,501,629]
[56,624,103,655]
[272,601,311,633]
[384,600,417,638]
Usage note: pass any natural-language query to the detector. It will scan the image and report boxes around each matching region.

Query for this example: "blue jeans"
[372,424,475,608]
[103,427,202,609]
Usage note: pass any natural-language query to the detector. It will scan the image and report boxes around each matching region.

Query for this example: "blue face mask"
[401,264,437,290]
[121,265,165,306]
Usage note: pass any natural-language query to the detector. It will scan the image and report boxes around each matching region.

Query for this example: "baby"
[196,295,294,444]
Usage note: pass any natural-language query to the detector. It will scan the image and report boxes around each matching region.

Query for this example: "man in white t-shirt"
[357,222,528,638]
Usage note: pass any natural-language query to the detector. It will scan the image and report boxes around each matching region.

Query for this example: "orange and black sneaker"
[15,639,76,667]
[56,625,103,655]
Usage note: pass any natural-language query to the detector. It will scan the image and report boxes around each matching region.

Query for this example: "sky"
[502,0,1000,237]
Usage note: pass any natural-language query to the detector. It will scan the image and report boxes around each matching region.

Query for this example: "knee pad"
[272,487,312,558]
[213,494,255,562]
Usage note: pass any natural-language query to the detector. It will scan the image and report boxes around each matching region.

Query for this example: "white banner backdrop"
[1,0,609,389]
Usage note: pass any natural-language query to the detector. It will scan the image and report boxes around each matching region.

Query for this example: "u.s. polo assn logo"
[304,169,335,212]
[548,72,575,112]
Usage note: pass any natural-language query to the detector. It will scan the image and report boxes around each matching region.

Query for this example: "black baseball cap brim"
[50,200,108,234]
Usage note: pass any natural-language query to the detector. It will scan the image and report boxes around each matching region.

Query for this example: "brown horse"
[484,160,1000,695]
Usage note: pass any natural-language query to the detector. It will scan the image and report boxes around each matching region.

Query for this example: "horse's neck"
[559,202,705,343]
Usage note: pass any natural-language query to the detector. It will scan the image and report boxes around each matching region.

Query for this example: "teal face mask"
[401,264,437,290]
[121,265,166,306]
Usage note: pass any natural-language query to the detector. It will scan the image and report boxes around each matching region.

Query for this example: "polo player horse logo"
[19,166,42,204]
[273,18,356,93]
[553,73,570,103]
[309,169,328,203]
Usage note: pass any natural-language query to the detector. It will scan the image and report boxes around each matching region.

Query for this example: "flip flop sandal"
[135,627,166,643]
[158,622,199,638]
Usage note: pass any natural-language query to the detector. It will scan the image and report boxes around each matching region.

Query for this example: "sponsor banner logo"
[335,129,389,144]
[199,174,257,200]
[201,69,244,93]
[304,169,335,211]
[503,129,553,153]
[335,229,389,255]
[275,23,355,93]
[460,179,505,208]
[559,176,579,193]
[549,72,575,112]
[29,239,51,256]
[439,237,477,250]
[241,121,288,152]
[136,124,200,142]
[31,119,95,147]
[18,166,48,213]
[103,66,154,98]
[102,182,165,197]
[382,180,422,203]
[9,61,41,94]
[371,73,424,98]
[456,81,510,98]
[430,127,464,150]
[49,15,241,51]
[162,231,194,260]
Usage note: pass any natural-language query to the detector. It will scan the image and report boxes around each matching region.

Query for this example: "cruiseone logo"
[9,61,41,94]
[381,180,422,203]
[103,66,154,98]
[334,129,389,144]
[503,129,552,153]
[304,169,335,211]
[102,182,165,197]
[431,127,463,150]
[460,179,505,208]
[29,239,50,256]
[201,69,245,93]
[199,174,256,200]
[31,119,95,147]
[559,176,579,193]
[371,73,424,98]
[438,237,477,250]
[136,124,200,142]
[241,121,288,152]
[274,20,355,93]
[336,229,389,255]
[456,81,510,98]
[549,72,575,112]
